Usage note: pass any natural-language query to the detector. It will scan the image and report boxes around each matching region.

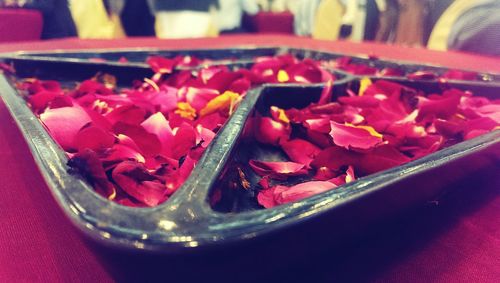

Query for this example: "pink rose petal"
[40,106,92,151]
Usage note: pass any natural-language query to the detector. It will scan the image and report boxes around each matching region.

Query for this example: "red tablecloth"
[0,9,42,42]
[0,35,499,282]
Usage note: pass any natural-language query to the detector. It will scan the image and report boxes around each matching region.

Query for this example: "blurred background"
[0,0,499,56]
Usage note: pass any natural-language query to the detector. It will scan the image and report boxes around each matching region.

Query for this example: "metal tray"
[0,47,499,253]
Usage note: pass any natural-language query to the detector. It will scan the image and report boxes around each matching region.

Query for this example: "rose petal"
[280,138,321,166]
[257,181,335,208]
[417,89,462,120]
[29,90,62,112]
[147,56,176,74]
[68,149,116,199]
[74,124,115,151]
[407,71,437,80]
[40,106,92,151]
[105,105,147,126]
[249,160,308,179]
[318,80,333,105]
[328,166,356,186]
[329,122,383,149]
[441,70,477,81]
[112,122,161,157]
[172,122,197,159]
[254,116,291,146]
[112,161,167,206]
[358,145,411,174]
[181,86,220,111]
[199,90,240,117]
[311,146,359,171]
[206,71,243,92]
[141,112,174,157]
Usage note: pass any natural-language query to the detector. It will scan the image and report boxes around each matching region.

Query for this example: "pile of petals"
[325,56,480,81]
[19,54,330,207]
[251,79,499,208]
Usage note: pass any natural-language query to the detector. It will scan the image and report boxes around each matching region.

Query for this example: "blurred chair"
[0,8,43,42]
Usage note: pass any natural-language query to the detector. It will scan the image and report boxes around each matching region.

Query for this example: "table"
[0,35,499,282]
[0,9,42,42]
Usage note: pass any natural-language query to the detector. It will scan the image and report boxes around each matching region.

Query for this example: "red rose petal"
[74,124,115,151]
[141,112,174,157]
[102,143,145,167]
[249,160,308,179]
[112,122,161,157]
[280,138,321,166]
[258,181,335,208]
[112,161,167,206]
[304,118,331,133]
[206,71,242,92]
[358,145,411,174]
[328,166,356,186]
[329,122,383,150]
[338,95,379,108]
[417,89,462,120]
[29,90,62,112]
[407,71,437,80]
[181,86,220,111]
[147,56,176,74]
[254,116,291,146]
[172,122,197,159]
[105,105,147,126]
[311,146,359,171]
[285,61,323,83]
[441,70,477,81]
[68,149,116,199]
[318,80,333,105]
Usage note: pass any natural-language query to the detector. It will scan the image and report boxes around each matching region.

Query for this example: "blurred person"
[311,0,344,40]
[147,0,219,38]
[120,0,155,36]
[69,0,125,38]
[293,0,321,36]
[374,0,398,42]
[0,0,77,39]
[256,0,269,11]
[270,0,299,13]
[215,0,259,34]
[394,0,425,46]
[335,0,366,41]
[429,0,500,56]
[424,0,453,44]
[363,0,380,40]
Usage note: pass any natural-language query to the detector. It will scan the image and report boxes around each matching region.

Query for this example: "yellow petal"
[277,70,290,83]
[199,91,240,117]
[108,187,117,200]
[143,77,160,92]
[271,106,290,124]
[345,174,354,183]
[358,77,372,96]
[175,102,197,120]
[346,123,383,138]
